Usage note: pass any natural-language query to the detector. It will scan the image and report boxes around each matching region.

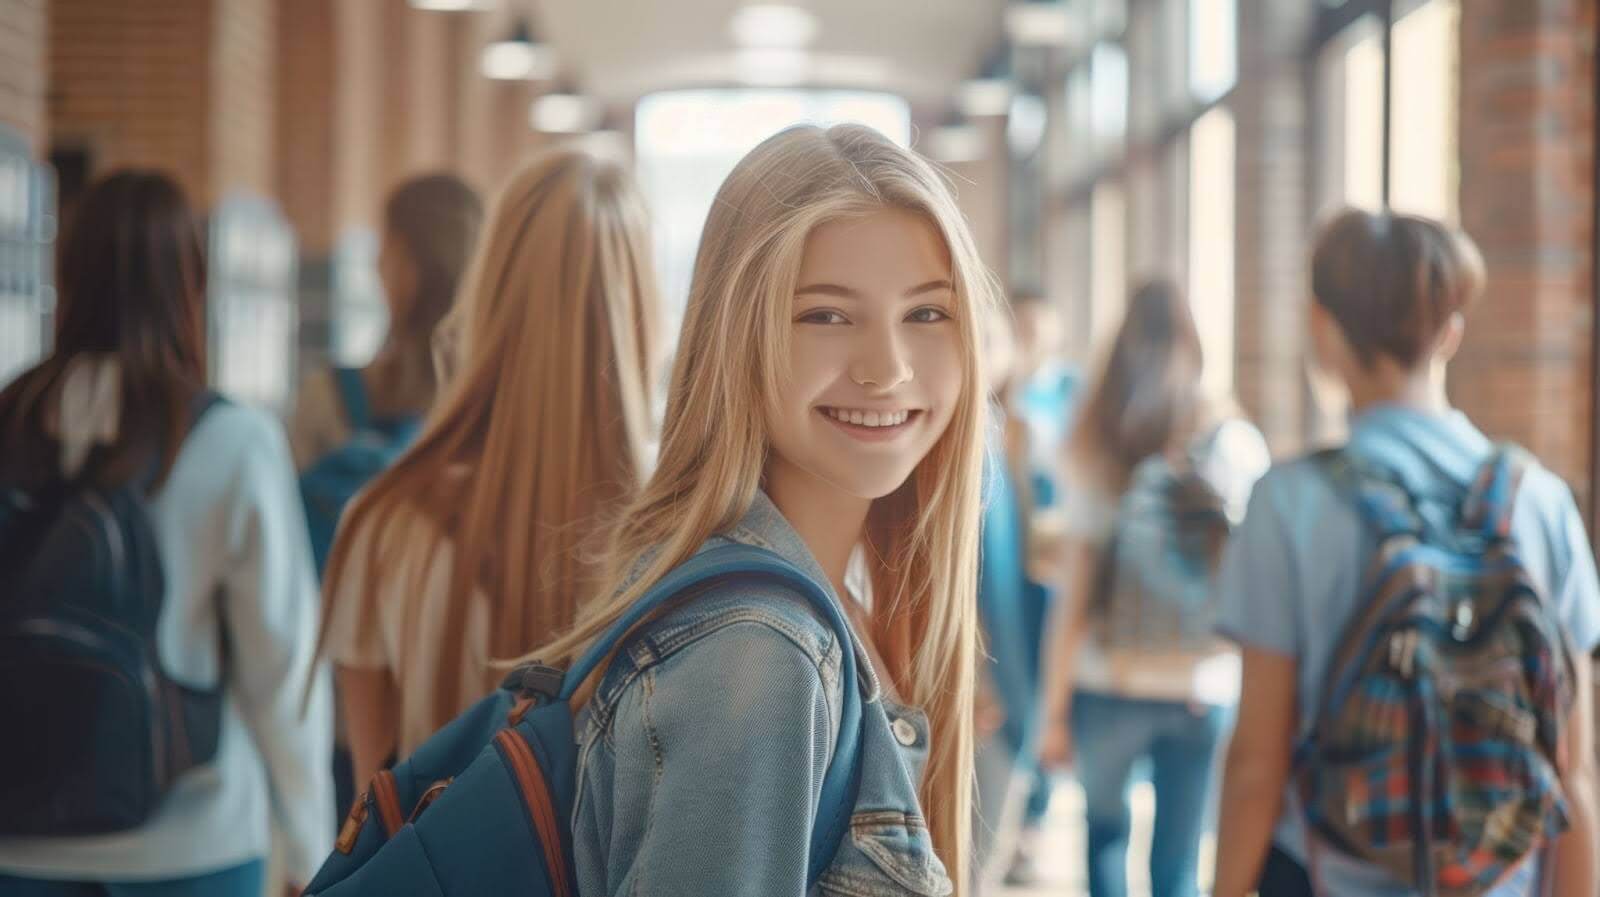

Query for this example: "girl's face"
[766,208,964,502]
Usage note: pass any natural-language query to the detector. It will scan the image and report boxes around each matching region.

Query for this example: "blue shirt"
[1217,404,1600,896]
[980,425,1037,755]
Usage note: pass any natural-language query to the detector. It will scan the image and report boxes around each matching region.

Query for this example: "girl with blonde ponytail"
[534,123,997,895]
[316,146,661,788]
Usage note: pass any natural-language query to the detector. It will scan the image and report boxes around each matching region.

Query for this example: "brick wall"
[1231,0,1314,455]
[332,0,383,234]
[211,0,275,200]
[50,0,212,202]
[1454,0,1596,507]
[0,0,46,154]
[50,0,277,207]
[384,0,454,188]
[276,0,335,254]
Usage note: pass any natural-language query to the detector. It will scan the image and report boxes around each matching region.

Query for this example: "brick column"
[1232,0,1316,454]
[0,0,47,155]
[49,0,276,207]
[1454,0,1596,507]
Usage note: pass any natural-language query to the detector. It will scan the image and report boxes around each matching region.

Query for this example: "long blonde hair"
[318,146,660,732]
[531,124,995,890]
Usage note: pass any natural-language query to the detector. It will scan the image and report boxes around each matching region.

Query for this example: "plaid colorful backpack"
[1297,446,1577,896]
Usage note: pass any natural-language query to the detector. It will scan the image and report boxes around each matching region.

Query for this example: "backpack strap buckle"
[502,664,566,725]
[501,663,565,700]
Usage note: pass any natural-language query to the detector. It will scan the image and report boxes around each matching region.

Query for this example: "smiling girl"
[529,123,997,896]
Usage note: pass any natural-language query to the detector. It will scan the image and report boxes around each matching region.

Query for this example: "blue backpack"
[305,543,864,896]
[300,368,422,574]
[0,393,226,835]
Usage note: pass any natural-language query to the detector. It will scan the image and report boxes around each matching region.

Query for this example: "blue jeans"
[1072,691,1227,897]
[0,861,263,897]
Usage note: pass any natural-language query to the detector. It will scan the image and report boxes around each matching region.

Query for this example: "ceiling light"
[736,47,811,86]
[927,124,986,164]
[481,18,555,81]
[1005,2,1079,47]
[729,4,819,49]
[410,0,495,9]
[530,92,598,133]
[958,78,1013,118]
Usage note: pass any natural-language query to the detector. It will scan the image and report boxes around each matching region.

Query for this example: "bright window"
[333,230,386,366]
[1188,0,1237,102]
[208,198,298,411]
[1091,44,1131,156]
[1188,106,1236,394]
[633,89,911,338]
[1389,0,1460,222]
[1315,15,1385,214]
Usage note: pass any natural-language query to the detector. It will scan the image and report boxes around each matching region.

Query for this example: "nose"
[848,322,914,390]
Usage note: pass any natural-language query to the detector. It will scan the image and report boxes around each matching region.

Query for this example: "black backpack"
[0,392,227,836]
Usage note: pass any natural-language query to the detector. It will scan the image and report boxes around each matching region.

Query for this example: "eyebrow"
[794,279,954,299]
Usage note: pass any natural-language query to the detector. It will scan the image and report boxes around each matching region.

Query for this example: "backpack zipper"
[335,793,370,854]
[494,729,572,897]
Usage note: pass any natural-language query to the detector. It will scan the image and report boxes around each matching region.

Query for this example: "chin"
[826,469,918,502]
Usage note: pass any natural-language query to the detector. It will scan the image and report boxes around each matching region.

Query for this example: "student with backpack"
[1211,209,1600,897]
[302,123,994,897]
[292,173,483,575]
[0,171,332,896]
[1036,280,1270,897]
[973,303,1049,892]
[313,147,662,792]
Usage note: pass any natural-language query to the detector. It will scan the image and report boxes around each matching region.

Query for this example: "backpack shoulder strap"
[560,543,863,887]
[1313,447,1423,541]
[333,367,371,431]
[1461,444,1533,542]
[132,390,228,493]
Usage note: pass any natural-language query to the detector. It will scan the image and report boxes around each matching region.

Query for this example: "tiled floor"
[993,779,1213,897]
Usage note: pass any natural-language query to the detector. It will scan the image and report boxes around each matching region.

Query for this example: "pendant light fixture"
[481,16,555,81]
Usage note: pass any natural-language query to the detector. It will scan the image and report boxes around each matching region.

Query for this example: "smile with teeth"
[821,407,915,428]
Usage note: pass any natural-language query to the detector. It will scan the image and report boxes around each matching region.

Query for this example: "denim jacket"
[571,491,955,897]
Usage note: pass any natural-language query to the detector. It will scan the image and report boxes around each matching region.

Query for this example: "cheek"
[911,328,965,405]
[782,332,850,400]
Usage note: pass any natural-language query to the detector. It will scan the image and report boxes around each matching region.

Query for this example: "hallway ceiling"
[533,0,1006,107]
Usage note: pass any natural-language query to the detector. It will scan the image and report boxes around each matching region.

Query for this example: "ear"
[1431,312,1466,365]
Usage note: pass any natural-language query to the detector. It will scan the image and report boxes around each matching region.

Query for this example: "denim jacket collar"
[722,489,883,703]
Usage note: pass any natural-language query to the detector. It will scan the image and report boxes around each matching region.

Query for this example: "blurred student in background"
[0,170,332,897]
[314,147,661,789]
[973,304,1045,892]
[292,173,483,574]
[1002,287,1081,886]
[1038,280,1268,897]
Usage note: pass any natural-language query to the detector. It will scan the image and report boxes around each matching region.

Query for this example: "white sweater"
[0,390,335,883]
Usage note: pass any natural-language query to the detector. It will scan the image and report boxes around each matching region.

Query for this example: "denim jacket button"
[891,716,918,747]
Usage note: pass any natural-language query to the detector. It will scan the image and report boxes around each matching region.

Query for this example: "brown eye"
[906,306,951,324]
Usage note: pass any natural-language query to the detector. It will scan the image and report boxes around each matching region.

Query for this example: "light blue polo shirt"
[1216,403,1600,896]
